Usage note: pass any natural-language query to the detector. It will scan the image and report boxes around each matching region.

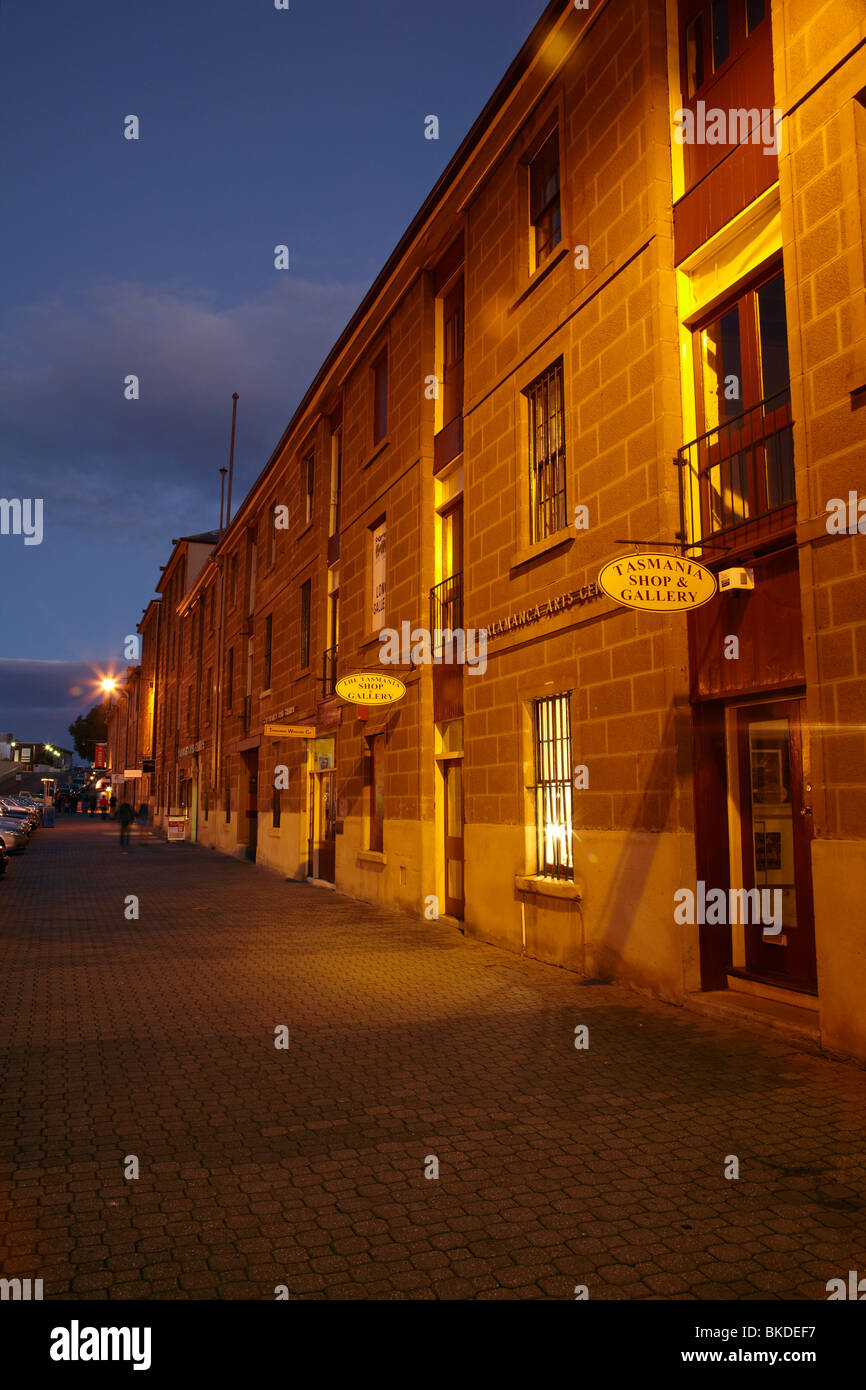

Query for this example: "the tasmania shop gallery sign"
[598,552,717,612]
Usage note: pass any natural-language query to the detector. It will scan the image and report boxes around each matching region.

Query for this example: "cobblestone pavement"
[1,819,865,1301]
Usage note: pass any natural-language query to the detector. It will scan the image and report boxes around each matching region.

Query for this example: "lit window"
[303,455,314,525]
[533,693,573,881]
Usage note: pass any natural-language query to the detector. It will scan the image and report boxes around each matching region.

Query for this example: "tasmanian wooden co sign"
[598,552,717,612]
[335,673,406,706]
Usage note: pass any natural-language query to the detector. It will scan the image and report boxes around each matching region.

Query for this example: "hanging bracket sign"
[598,552,717,611]
[335,673,406,706]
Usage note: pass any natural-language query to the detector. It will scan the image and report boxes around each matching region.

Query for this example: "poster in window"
[371,521,386,628]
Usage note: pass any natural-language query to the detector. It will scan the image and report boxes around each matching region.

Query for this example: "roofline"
[215,0,569,553]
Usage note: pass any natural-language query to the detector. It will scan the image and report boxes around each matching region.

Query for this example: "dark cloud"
[0,275,368,537]
[0,659,123,750]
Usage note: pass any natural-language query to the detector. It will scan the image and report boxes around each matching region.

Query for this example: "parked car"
[0,843,8,876]
[0,819,28,853]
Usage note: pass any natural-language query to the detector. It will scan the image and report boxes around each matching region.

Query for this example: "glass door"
[737,700,816,988]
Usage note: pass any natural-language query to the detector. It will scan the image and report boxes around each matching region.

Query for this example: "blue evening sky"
[0,0,548,744]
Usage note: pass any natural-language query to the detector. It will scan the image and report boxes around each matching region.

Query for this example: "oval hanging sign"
[598,552,717,612]
[335,672,407,706]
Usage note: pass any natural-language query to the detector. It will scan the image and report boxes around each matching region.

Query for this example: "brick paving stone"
[2,819,866,1300]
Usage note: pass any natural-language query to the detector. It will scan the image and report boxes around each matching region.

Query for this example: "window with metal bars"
[526,359,567,543]
[532,692,574,880]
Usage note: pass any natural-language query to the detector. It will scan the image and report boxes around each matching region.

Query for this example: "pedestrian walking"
[118,800,135,851]
[109,793,117,817]
[98,794,108,818]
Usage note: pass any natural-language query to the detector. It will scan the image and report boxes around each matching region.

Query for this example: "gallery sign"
[335,673,406,706]
[598,553,717,611]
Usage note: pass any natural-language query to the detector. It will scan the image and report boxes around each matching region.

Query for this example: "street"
[1,818,865,1300]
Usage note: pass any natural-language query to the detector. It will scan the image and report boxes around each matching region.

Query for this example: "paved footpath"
[1,818,865,1301]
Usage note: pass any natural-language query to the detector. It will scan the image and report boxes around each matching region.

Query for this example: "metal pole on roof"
[225,393,239,530]
[219,467,227,533]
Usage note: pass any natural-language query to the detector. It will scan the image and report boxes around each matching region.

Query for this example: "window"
[205,666,212,721]
[230,554,238,606]
[226,646,234,710]
[303,455,314,525]
[525,359,567,543]
[370,519,386,629]
[224,765,231,823]
[711,0,729,70]
[208,586,214,632]
[269,501,278,566]
[681,0,763,98]
[272,783,281,829]
[533,693,573,881]
[686,267,794,540]
[745,0,765,34]
[300,579,311,668]
[329,430,342,539]
[372,351,388,445]
[529,132,561,271]
[263,613,273,691]
[368,735,384,852]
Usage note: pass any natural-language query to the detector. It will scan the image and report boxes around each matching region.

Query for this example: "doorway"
[735,700,817,989]
[442,758,464,920]
[306,762,336,883]
[240,748,258,862]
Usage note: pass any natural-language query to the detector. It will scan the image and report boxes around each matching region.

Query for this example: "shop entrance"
[693,696,817,994]
[443,759,464,919]
[240,748,258,862]
[306,738,336,883]
[735,700,817,989]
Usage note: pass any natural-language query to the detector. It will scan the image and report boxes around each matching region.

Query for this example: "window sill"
[361,436,391,470]
[296,521,314,541]
[511,243,570,312]
[515,874,583,902]
[357,849,386,866]
[360,629,385,649]
[510,526,573,572]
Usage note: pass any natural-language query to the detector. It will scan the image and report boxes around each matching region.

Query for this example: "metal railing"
[429,571,463,655]
[676,389,795,548]
[322,645,338,698]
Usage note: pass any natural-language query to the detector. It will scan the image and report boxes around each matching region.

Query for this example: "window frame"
[300,578,312,670]
[533,692,574,882]
[525,358,567,545]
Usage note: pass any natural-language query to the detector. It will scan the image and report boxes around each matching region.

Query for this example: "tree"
[68,700,109,761]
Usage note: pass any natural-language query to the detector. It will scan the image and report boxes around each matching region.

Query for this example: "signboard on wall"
[264,723,316,739]
[371,520,386,627]
[598,552,717,611]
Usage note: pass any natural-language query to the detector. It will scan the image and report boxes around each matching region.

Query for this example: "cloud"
[0,275,368,539]
[0,658,121,749]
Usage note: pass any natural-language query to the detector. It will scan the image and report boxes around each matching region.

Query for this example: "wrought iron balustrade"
[676,389,795,549]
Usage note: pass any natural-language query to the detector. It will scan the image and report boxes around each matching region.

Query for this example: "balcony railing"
[429,571,463,653]
[322,644,338,698]
[676,389,795,550]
